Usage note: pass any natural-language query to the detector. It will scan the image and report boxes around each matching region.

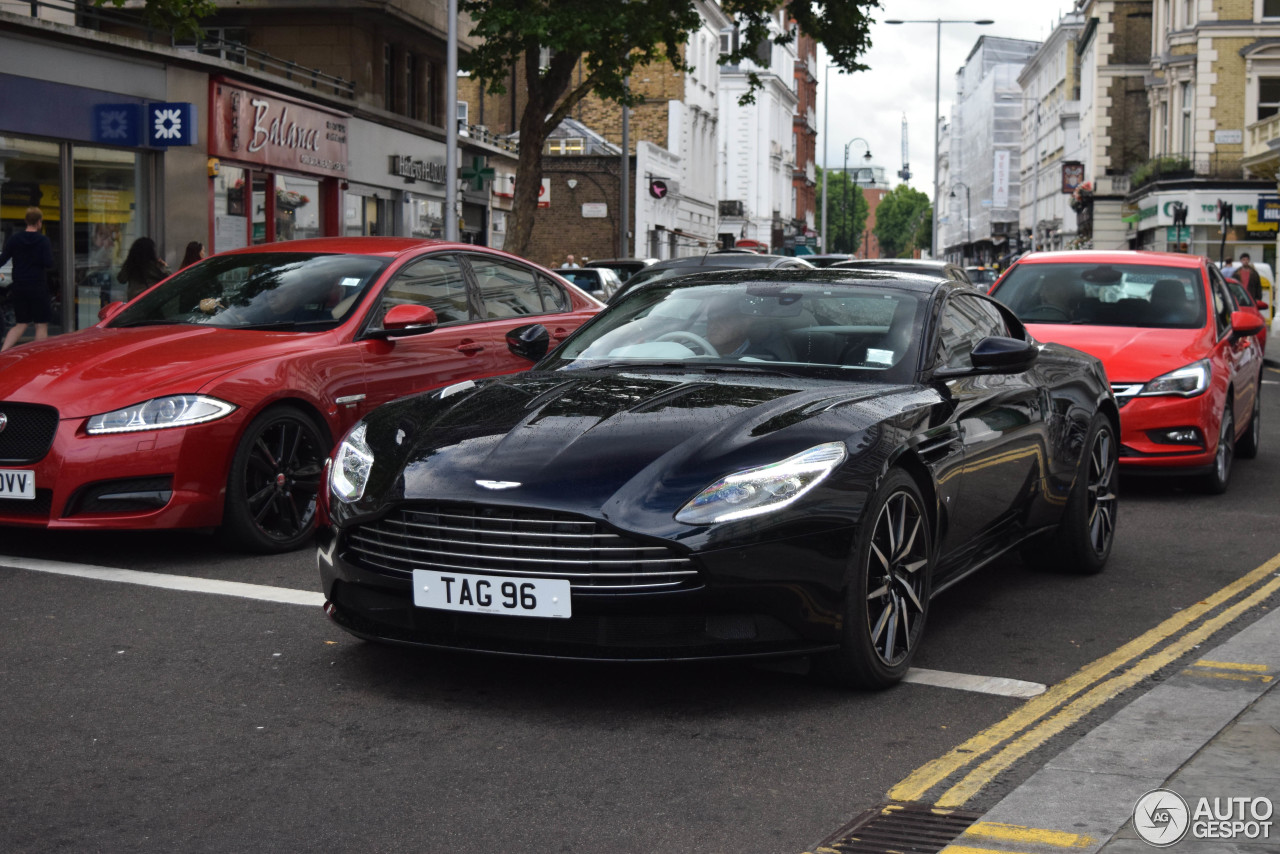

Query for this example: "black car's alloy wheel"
[223,406,328,553]
[815,468,932,688]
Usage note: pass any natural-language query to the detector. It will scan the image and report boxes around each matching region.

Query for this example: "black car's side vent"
[345,503,700,592]
[913,426,961,464]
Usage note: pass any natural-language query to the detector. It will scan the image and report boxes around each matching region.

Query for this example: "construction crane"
[896,114,912,182]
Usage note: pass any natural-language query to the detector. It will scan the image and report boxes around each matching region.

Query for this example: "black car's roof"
[633,266,951,296]
[644,252,807,269]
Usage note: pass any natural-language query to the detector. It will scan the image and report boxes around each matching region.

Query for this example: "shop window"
[213,165,249,254]
[73,145,148,327]
[406,195,444,238]
[1259,77,1280,120]
[275,175,320,241]
[1,136,64,335]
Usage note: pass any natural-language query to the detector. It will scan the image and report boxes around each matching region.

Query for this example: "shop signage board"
[209,78,348,177]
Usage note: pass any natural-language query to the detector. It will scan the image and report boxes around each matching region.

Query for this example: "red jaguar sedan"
[990,250,1265,492]
[0,238,600,551]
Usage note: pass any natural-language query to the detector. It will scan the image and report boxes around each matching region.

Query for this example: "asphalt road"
[3,369,1280,854]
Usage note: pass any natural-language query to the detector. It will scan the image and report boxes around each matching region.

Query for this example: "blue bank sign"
[93,102,197,148]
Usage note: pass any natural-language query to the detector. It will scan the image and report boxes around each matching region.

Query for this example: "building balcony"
[1243,114,1280,179]
[1128,152,1246,192]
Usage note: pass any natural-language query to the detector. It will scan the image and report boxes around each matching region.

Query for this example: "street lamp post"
[884,17,993,259]
[821,63,839,253]
[842,137,872,254]
[950,181,971,264]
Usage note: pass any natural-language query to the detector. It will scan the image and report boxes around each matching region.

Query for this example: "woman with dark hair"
[180,241,205,269]
[118,236,169,300]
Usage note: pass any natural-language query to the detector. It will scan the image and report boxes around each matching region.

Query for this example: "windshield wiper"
[566,360,688,371]
[699,363,806,378]
[113,319,186,328]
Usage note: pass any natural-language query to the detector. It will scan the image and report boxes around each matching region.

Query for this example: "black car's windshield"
[995,262,1206,328]
[544,281,924,382]
[109,252,389,331]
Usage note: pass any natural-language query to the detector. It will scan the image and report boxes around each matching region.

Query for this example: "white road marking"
[1,556,1051,697]
[0,555,325,607]
[904,667,1047,698]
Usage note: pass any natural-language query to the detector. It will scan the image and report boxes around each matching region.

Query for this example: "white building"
[718,8,799,252]
[944,37,1040,265]
[635,0,732,258]
[1018,11,1086,253]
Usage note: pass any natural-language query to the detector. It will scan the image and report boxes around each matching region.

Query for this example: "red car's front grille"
[0,403,58,464]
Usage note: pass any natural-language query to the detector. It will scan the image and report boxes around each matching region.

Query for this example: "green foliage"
[93,0,217,41]
[1129,156,1193,189]
[873,185,932,259]
[815,167,869,254]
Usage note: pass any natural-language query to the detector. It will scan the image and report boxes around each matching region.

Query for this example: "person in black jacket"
[117,236,169,301]
[1235,253,1263,303]
[0,207,56,352]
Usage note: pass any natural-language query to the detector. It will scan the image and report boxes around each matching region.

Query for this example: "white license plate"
[412,570,571,618]
[0,469,35,500]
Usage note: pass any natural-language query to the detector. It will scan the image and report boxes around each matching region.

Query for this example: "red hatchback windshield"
[993,261,1206,329]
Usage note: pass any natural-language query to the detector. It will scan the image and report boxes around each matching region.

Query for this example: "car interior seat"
[1148,279,1193,325]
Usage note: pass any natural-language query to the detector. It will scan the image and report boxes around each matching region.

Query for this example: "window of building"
[457,101,469,134]
[425,59,440,126]
[406,53,419,120]
[546,138,585,155]
[1266,0,1280,18]
[1182,0,1195,27]
[383,43,396,112]
[1259,77,1280,120]
[1180,81,1193,153]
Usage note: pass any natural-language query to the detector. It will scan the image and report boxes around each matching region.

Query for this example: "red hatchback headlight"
[1138,359,1210,398]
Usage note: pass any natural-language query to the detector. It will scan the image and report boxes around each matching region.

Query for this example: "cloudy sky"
[818,0,1074,203]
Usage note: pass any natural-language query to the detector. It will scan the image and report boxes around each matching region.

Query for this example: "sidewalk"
[938,603,1280,854]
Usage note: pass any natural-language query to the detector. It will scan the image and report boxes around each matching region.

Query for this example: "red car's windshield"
[995,262,1206,329]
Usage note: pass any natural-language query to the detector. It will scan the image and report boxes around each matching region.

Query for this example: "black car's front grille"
[0,403,58,464]
[345,503,699,592]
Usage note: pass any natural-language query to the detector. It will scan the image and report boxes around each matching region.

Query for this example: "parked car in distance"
[557,265,623,299]
[829,258,975,286]
[607,252,814,303]
[990,250,1265,493]
[0,238,601,552]
[965,266,1000,290]
[584,257,657,282]
[319,268,1118,687]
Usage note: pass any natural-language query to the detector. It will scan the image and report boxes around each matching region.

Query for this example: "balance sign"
[148,103,197,147]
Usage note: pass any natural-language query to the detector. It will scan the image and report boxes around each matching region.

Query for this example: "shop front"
[1132,189,1277,268]
[345,119,448,239]
[0,46,172,333]
[207,78,348,253]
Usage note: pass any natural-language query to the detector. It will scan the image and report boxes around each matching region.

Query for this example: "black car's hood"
[354,369,932,535]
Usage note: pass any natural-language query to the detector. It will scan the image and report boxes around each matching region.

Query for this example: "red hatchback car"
[991,250,1265,492]
[0,238,600,551]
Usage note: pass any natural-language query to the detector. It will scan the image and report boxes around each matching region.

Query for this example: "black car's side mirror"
[507,323,550,361]
[935,336,1039,377]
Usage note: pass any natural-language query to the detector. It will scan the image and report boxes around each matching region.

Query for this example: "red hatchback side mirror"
[1230,310,1266,339]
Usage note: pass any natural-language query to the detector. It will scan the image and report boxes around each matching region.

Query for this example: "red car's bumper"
[0,412,247,530]
[1114,391,1220,471]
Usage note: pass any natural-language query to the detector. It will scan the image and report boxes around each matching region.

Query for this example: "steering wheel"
[1024,304,1071,322]
[655,330,719,357]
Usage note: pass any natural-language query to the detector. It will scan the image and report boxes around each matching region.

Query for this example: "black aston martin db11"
[318,269,1119,688]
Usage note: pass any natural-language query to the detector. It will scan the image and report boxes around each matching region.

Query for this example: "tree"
[873,185,931,259]
[93,0,216,40]
[461,0,882,256]
[815,167,868,254]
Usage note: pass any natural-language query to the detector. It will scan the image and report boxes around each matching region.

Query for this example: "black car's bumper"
[317,521,855,662]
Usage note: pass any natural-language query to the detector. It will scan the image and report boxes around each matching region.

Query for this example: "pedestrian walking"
[1220,255,1237,277]
[0,207,56,352]
[1236,253,1263,303]
[117,236,169,301]
[180,241,206,269]
[563,254,580,268]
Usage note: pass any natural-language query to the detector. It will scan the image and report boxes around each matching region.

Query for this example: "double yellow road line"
[890,550,1280,809]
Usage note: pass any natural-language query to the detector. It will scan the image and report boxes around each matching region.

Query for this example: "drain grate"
[814,802,982,854]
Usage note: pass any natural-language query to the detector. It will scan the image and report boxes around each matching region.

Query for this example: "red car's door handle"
[551,327,569,340]
[455,341,485,355]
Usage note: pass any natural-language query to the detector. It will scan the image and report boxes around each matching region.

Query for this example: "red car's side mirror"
[98,301,126,323]
[1230,310,1266,339]
[381,303,438,335]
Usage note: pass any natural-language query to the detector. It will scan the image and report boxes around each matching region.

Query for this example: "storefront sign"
[93,104,143,147]
[1215,129,1244,145]
[992,150,1010,208]
[1136,191,1263,229]
[582,203,608,218]
[148,103,196,147]
[1258,196,1280,222]
[210,78,348,176]
[1061,161,1085,193]
[391,155,447,184]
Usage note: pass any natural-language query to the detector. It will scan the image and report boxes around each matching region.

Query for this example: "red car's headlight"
[1138,359,1210,398]
[86,395,237,434]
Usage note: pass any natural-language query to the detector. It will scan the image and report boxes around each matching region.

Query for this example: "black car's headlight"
[1139,359,1210,397]
[676,441,848,524]
[86,395,237,434]
[330,422,373,503]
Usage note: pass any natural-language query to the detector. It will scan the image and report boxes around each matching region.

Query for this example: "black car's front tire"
[814,468,932,689]
[1044,412,1118,575]
[222,405,328,553]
